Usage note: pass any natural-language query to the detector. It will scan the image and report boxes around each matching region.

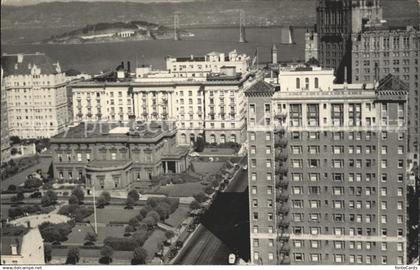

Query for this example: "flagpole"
[92,182,98,234]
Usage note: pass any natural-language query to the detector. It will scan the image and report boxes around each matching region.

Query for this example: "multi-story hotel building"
[246,65,408,265]
[352,25,420,168]
[1,68,11,163]
[49,121,189,192]
[165,50,249,78]
[71,56,252,145]
[316,0,384,82]
[1,53,69,139]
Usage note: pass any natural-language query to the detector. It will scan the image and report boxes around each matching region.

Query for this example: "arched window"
[230,134,237,143]
[210,134,216,144]
[314,77,319,89]
[220,134,226,144]
[296,78,300,89]
[180,133,187,144]
[305,78,310,89]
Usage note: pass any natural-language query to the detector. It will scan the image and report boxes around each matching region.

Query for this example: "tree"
[68,195,80,205]
[84,231,97,243]
[9,136,21,145]
[11,148,18,155]
[125,225,136,234]
[44,245,52,263]
[132,229,148,246]
[15,192,24,201]
[189,200,201,210]
[96,196,107,208]
[146,210,160,223]
[24,178,43,189]
[193,136,205,152]
[165,230,174,240]
[128,217,139,228]
[71,186,84,203]
[142,216,156,229]
[41,190,57,206]
[155,202,171,220]
[131,247,147,265]
[66,247,80,264]
[204,186,214,195]
[100,191,111,204]
[193,192,207,203]
[7,184,17,192]
[127,190,139,202]
[126,196,135,208]
[99,245,113,264]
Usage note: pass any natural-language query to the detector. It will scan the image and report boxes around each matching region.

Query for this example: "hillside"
[1,0,418,30]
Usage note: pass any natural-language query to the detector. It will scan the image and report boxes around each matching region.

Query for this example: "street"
[173,167,249,265]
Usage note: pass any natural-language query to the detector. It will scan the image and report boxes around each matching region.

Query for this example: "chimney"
[121,61,124,70]
[127,61,131,74]
[344,66,348,90]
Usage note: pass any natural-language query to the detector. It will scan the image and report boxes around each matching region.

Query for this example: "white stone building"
[71,58,253,145]
[1,53,69,139]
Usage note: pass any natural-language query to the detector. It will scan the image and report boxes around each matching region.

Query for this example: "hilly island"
[42,21,192,44]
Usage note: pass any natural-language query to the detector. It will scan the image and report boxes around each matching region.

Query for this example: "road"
[174,167,249,265]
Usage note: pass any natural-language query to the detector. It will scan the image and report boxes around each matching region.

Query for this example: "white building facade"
[1,53,69,139]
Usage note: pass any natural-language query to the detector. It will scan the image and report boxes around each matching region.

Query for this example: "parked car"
[224,179,229,184]
[175,240,184,249]
[30,191,42,198]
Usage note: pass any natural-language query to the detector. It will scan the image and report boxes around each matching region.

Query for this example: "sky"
[1,0,202,6]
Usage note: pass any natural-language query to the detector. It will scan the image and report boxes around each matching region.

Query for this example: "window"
[314,77,319,88]
[296,78,300,89]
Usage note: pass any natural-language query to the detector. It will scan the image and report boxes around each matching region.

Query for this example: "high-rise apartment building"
[246,65,408,265]
[316,0,383,82]
[1,68,11,163]
[352,26,420,169]
[71,54,252,145]
[1,53,69,139]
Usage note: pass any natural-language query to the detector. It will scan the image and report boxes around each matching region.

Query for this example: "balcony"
[275,177,288,188]
[96,113,102,119]
[275,149,288,161]
[277,219,290,229]
[276,192,289,202]
[275,165,288,175]
[76,112,83,118]
[274,126,286,135]
[86,112,93,118]
[274,112,287,120]
[277,205,290,214]
[142,112,148,117]
[274,137,288,147]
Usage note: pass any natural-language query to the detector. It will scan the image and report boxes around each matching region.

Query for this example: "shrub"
[128,190,139,202]
[41,190,57,207]
[96,196,107,208]
[193,192,207,203]
[84,231,97,243]
[128,217,139,227]
[103,237,137,251]
[39,222,73,242]
[125,225,136,233]
[155,202,171,220]
[146,210,160,223]
[7,185,17,192]
[131,247,147,265]
[71,186,84,203]
[165,230,175,239]
[100,191,111,204]
[189,200,201,210]
[204,186,214,195]
[24,178,43,189]
[66,247,80,264]
[132,229,148,246]
[99,245,113,264]
[142,216,157,229]
[68,195,80,205]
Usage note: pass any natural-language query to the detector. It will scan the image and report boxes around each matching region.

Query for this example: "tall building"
[316,0,383,82]
[49,122,189,192]
[165,50,249,78]
[304,31,319,62]
[1,53,69,139]
[352,25,420,170]
[1,68,11,163]
[71,55,253,145]
[246,65,408,265]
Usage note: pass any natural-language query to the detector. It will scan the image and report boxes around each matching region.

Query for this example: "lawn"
[158,182,204,197]
[65,224,125,245]
[191,161,225,175]
[142,229,166,263]
[165,206,190,228]
[84,206,140,224]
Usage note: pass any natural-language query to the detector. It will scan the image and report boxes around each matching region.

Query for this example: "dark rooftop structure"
[245,80,275,96]
[1,53,60,76]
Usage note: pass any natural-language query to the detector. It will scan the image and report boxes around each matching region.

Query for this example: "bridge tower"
[239,10,247,43]
[174,13,180,41]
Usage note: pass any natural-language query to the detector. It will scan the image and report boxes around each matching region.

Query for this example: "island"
[42,21,193,44]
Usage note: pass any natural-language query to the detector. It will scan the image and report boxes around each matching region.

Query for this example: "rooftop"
[1,53,60,76]
[52,122,175,140]
[245,80,275,96]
